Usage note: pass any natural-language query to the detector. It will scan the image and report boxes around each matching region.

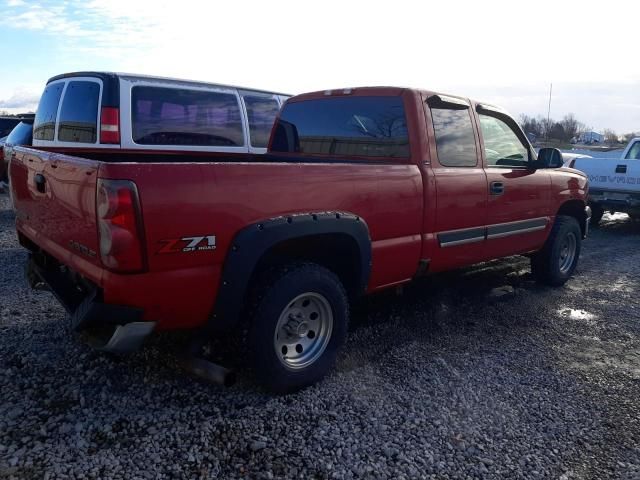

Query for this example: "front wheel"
[531,215,582,286]
[247,263,349,393]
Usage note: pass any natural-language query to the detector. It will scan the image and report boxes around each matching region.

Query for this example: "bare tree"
[604,129,619,145]
[560,114,579,141]
[538,115,553,140]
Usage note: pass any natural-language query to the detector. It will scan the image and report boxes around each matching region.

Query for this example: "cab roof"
[46,71,291,97]
[287,86,472,104]
[286,86,509,117]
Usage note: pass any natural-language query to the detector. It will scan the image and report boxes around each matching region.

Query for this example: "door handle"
[616,164,627,174]
[34,173,46,193]
[490,181,504,195]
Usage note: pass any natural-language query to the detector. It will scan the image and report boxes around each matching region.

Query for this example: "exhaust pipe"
[181,355,236,387]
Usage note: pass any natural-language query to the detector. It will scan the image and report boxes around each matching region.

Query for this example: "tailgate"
[574,157,640,193]
[10,146,101,269]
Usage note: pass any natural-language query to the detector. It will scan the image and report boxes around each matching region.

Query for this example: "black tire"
[247,262,349,394]
[531,215,582,287]
[590,204,604,227]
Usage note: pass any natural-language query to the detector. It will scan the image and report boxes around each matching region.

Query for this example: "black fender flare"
[209,212,372,331]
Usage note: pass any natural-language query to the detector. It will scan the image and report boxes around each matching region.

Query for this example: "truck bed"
[9,145,424,330]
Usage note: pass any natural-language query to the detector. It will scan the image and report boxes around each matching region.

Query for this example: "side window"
[131,86,244,147]
[625,142,640,160]
[479,114,529,167]
[58,81,100,143]
[243,95,280,148]
[33,83,64,141]
[430,107,478,167]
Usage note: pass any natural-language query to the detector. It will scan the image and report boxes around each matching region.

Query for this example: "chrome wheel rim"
[274,292,333,370]
[559,232,577,274]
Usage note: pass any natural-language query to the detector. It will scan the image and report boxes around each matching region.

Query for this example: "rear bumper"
[589,189,640,209]
[17,224,218,331]
[26,253,155,353]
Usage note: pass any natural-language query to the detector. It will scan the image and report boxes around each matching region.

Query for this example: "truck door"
[580,139,640,197]
[475,104,551,259]
[424,95,488,271]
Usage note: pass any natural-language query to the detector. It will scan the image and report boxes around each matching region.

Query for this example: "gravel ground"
[1,192,639,479]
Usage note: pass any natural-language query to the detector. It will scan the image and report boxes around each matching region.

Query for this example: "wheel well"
[557,200,587,236]
[252,233,364,299]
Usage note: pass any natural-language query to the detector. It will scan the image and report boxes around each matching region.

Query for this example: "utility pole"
[545,82,553,143]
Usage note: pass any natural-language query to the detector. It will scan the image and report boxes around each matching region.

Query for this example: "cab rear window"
[33,83,64,141]
[58,81,100,143]
[271,96,409,158]
[131,87,244,147]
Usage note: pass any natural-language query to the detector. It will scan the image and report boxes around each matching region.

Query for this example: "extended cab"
[11,87,590,392]
[570,138,640,224]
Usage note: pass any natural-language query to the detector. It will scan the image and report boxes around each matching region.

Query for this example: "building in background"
[578,131,604,144]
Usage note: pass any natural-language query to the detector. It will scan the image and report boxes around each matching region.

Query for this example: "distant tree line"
[519,113,637,145]
[0,110,35,117]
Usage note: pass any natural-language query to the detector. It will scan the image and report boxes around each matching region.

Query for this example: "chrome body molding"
[438,217,550,248]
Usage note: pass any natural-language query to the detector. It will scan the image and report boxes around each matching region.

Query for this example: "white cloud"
[0,89,40,110]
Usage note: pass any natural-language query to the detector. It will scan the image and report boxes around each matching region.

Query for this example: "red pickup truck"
[10,87,590,392]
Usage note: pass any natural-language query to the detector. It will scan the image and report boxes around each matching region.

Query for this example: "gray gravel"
[1,193,639,479]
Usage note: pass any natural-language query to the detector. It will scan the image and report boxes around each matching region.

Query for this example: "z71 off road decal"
[158,235,216,254]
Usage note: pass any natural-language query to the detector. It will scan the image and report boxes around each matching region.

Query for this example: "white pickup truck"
[571,138,640,225]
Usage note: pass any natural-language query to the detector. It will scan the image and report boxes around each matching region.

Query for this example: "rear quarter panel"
[99,160,424,329]
[11,148,102,281]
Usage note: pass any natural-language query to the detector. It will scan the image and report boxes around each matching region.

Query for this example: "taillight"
[97,179,145,272]
[100,107,120,144]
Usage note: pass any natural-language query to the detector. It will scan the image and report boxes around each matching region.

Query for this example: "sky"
[0,0,639,133]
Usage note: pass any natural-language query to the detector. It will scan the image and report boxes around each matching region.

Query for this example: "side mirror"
[536,147,564,168]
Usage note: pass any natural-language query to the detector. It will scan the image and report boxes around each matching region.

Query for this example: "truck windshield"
[271,96,409,158]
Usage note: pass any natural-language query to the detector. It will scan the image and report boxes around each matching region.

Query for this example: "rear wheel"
[247,262,349,393]
[531,215,582,286]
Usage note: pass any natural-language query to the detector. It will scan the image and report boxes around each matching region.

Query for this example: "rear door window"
[430,107,478,167]
[33,83,64,141]
[58,81,100,143]
[271,96,409,158]
[242,94,280,148]
[131,86,244,147]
